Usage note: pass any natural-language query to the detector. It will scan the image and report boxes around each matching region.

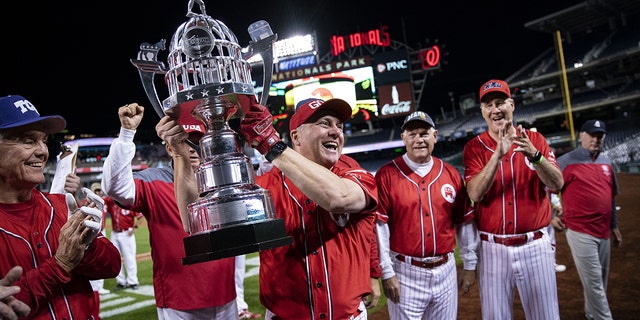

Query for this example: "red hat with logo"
[479,79,511,102]
[177,110,205,134]
[289,98,352,131]
[177,110,206,145]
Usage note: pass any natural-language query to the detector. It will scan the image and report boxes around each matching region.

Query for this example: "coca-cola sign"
[377,82,414,119]
[380,100,412,116]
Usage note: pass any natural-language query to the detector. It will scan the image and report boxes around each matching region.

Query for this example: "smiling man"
[461,79,564,319]
[162,96,380,320]
[374,111,472,319]
[553,119,621,320]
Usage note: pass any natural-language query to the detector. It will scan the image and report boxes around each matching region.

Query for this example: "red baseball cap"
[177,110,205,134]
[479,79,511,102]
[289,98,352,131]
[177,110,205,145]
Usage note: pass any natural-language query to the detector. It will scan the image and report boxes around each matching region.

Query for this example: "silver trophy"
[131,0,291,264]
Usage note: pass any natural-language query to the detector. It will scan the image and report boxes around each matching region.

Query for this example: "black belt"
[480,231,543,246]
[395,254,448,269]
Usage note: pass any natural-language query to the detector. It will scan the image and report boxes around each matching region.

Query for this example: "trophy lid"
[162,0,254,113]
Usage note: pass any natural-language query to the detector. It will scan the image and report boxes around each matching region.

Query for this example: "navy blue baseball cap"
[0,95,66,133]
[401,111,436,130]
[580,119,606,134]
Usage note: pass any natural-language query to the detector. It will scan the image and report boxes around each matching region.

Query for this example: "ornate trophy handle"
[130,40,168,118]
[245,20,277,107]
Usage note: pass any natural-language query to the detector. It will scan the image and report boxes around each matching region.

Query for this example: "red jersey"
[256,155,378,320]
[127,167,236,310]
[369,222,382,279]
[102,131,235,311]
[376,156,470,257]
[556,146,619,238]
[0,190,120,320]
[104,197,143,232]
[463,129,557,234]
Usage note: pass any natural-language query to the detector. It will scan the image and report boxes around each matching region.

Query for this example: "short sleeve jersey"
[462,129,557,234]
[556,146,619,238]
[256,154,378,320]
[375,156,470,257]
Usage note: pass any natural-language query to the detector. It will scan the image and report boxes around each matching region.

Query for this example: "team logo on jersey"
[441,184,456,203]
[601,164,611,177]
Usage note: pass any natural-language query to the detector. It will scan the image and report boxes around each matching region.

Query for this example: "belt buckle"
[420,256,445,268]
[503,235,525,246]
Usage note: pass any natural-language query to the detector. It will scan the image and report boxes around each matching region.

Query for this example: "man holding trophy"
[101,103,237,319]
[134,1,379,318]
[161,95,379,320]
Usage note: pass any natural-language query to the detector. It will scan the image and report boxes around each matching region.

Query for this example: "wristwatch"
[265,141,288,162]
[528,151,543,165]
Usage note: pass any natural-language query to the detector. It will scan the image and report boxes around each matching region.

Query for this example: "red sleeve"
[369,223,382,279]
[74,236,121,279]
[450,166,472,225]
[374,161,395,223]
[15,258,72,312]
[335,155,379,214]
[462,137,485,183]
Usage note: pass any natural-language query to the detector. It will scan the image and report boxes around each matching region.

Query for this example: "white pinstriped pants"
[387,252,457,320]
[478,232,559,320]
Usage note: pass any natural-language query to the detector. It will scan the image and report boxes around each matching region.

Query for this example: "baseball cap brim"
[584,127,607,134]
[0,116,67,134]
[313,98,352,123]
[401,119,434,130]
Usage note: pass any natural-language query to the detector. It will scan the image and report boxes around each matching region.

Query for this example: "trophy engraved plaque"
[131,0,291,264]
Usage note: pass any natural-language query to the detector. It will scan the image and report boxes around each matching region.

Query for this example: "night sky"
[0,0,576,139]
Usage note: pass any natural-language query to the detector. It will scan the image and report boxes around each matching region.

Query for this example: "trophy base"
[182,218,292,265]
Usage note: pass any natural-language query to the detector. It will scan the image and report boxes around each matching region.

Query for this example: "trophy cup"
[131,0,291,264]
